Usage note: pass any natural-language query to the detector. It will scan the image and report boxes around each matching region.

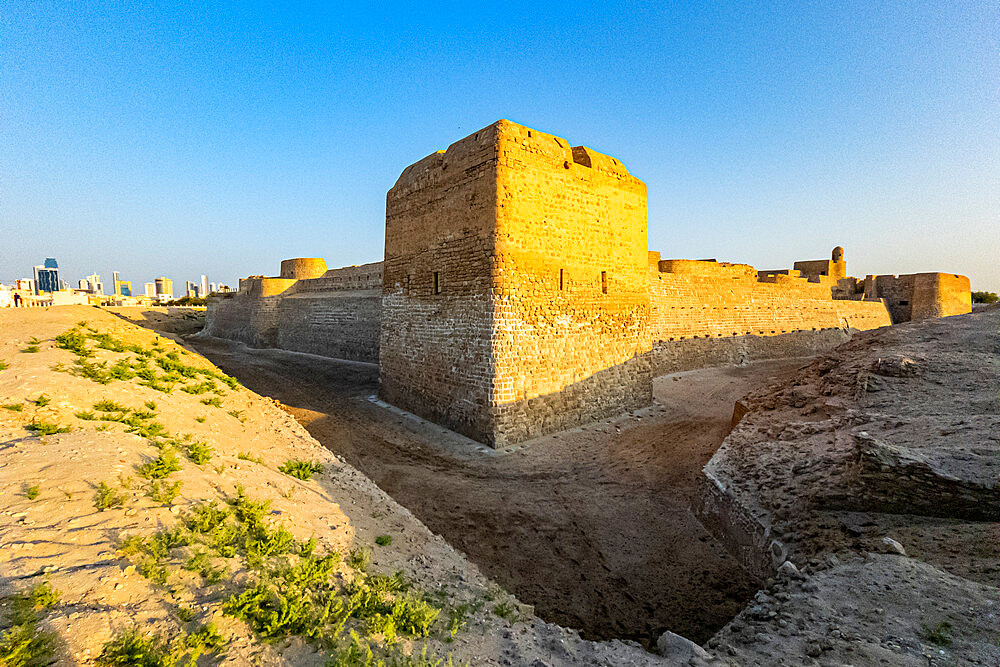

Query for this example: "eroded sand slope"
[0,306,665,666]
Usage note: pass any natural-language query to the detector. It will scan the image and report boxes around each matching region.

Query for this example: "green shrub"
[75,410,97,420]
[200,396,222,408]
[137,449,181,479]
[22,344,39,353]
[96,628,175,667]
[25,419,71,436]
[55,329,91,357]
[972,290,999,304]
[144,400,157,411]
[94,482,127,511]
[492,600,519,622]
[0,580,63,666]
[180,380,216,395]
[0,360,8,371]
[347,546,371,572]
[147,480,182,504]
[33,394,50,407]
[94,399,129,412]
[279,459,324,481]
[195,416,206,423]
[24,484,40,501]
[921,620,953,647]
[3,403,23,412]
[237,451,263,464]
[184,440,212,465]
[184,550,225,585]
[375,535,392,547]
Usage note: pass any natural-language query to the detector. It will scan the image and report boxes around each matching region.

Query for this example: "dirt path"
[187,335,805,647]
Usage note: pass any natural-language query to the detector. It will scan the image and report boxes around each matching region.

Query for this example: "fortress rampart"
[205,120,971,447]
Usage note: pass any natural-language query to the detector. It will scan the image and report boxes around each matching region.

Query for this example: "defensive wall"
[204,261,382,363]
[205,119,972,447]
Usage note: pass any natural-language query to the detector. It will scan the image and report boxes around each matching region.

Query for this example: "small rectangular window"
[433,271,440,295]
[601,271,608,294]
[559,269,564,291]
[898,300,909,306]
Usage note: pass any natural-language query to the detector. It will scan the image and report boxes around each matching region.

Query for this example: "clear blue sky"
[3,1,998,292]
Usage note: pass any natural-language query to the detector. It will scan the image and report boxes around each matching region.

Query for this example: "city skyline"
[2,3,997,291]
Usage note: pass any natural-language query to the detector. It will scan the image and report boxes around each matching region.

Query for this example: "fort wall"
[647,258,892,373]
[203,262,383,363]
[203,120,971,448]
[489,121,651,445]
[379,127,500,443]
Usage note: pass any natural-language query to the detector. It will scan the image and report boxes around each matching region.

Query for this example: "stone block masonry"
[205,119,972,448]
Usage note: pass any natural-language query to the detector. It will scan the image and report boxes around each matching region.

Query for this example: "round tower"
[279,258,327,280]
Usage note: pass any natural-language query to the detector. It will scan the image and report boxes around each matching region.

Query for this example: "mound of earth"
[0,306,668,666]
[700,309,999,666]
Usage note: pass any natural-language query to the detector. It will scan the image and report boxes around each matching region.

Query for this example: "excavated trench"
[186,335,803,648]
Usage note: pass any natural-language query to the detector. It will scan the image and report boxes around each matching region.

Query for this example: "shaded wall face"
[379,126,501,444]
[490,124,652,445]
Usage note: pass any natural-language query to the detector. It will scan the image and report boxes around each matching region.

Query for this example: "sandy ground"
[0,306,672,666]
[184,328,806,648]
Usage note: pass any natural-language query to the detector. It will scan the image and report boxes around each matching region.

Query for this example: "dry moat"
[188,332,806,646]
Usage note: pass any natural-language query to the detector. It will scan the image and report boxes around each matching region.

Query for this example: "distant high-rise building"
[144,282,156,297]
[112,271,121,295]
[185,280,198,298]
[209,282,217,294]
[32,258,60,294]
[154,277,173,299]
[84,273,103,294]
[118,281,132,297]
[14,279,34,292]
[200,275,208,297]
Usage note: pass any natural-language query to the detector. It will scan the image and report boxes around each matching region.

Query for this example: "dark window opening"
[433,272,440,295]
[899,300,909,306]
[559,269,564,291]
[601,271,608,294]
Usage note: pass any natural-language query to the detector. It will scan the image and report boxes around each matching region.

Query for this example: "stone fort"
[205,119,972,447]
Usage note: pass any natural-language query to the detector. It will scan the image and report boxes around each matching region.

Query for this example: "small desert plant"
[94,482,127,511]
[279,459,323,481]
[137,449,181,479]
[94,399,130,412]
[75,409,97,420]
[33,394,50,407]
[24,484,40,500]
[147,480,182,504]
[144,400,157,411]
[0,361,8,371]
[2,403,23,412]
[55,328,91,356]
[375,535,392,547]
[22,343,40,353]
[200,396,222,408]
[0,581,61,666]
[184,439,212,465]
[184,550,226,584]
[227,409,244,421]
[347,546,371,572]
[921,620,953,647]
[493,600,519,622]
[195,415,206,423]
[175,606,195,623]
[237,451,263,464]
[446,603,470,639]
[95,628,174,667]
[25,419,71,436]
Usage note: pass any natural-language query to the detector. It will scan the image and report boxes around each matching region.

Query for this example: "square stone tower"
[380,120,651,447]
